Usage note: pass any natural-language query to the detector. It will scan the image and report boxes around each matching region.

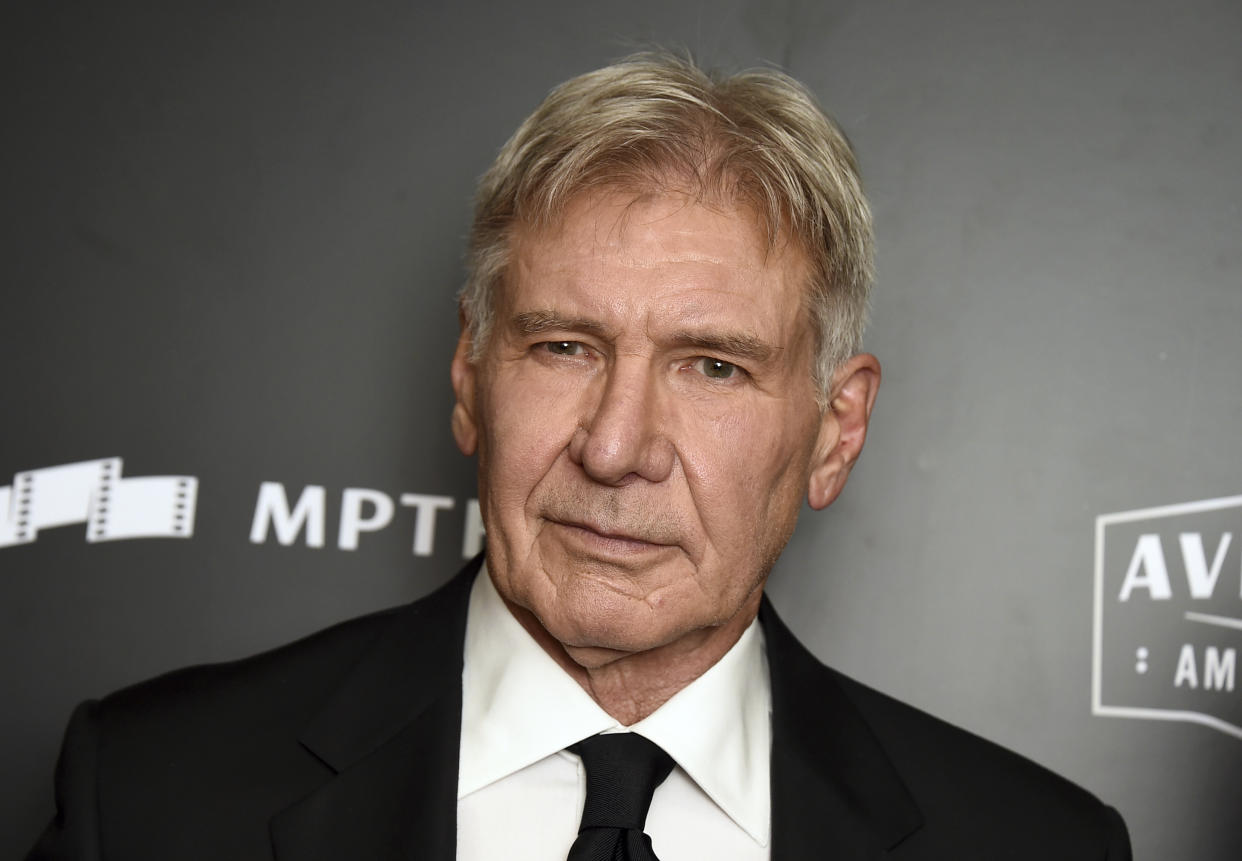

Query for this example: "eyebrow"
[672,331,776,364]
[511,310,609,338]
[510,310,778,365]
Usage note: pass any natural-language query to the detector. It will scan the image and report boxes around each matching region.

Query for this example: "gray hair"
[461,51,873,399]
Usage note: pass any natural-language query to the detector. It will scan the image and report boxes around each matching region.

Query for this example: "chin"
[537,586,713,657]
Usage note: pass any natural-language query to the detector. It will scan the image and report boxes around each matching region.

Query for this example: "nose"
[568,358,675,486]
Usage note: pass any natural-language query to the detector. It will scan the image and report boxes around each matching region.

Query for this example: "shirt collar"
[458,564,772,845]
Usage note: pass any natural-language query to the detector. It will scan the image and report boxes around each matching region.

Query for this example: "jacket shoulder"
[829,666,1130,857]
[29,568,476,861]
[98,601,401,730]
[760,596,1129,858]
[96,561,476,733]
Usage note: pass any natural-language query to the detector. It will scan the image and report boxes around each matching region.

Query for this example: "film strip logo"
[0,458,197,548]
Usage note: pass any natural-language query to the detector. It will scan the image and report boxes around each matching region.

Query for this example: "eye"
[542,340,585,356]
[693,357,739,380]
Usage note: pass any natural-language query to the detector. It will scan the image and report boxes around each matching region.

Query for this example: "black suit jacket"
[29,557,1130,860]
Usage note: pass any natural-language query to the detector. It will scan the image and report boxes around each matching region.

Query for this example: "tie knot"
[571,733,674,832]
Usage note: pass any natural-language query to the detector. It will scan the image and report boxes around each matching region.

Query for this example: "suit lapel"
[270,557,481,861]
[762,597,923,859]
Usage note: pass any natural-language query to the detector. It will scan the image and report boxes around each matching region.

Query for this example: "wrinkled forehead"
[520,171,800,254]
[505,185,811,307]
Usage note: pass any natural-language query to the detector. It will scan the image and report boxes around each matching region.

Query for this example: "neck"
[500,591,762,725]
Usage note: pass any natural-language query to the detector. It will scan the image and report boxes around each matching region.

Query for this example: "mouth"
[546,517,674,556]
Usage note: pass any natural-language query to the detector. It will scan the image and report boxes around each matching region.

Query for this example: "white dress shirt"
[457,567,772,860]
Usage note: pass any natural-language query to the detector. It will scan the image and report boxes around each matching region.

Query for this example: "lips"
[536,487,688,558]
[550,517,669,547]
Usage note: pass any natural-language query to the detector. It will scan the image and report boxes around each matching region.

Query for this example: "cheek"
[685,406,814,548]
[697,402,810,489]
[479,375,580,508]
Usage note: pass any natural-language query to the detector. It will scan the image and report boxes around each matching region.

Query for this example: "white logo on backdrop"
[248,482,484,559]
[1094,494,1242,740]
[0,463,481,558]
[0,458,197,548]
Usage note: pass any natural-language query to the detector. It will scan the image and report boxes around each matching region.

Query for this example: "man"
[29,53,1130,860]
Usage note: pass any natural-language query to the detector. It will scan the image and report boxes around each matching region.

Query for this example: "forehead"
[502,190,811,337]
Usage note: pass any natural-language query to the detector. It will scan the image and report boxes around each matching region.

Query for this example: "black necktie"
[567,733,675,861]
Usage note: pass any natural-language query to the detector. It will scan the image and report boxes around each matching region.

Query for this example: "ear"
[450,323,480,456]
[807,353,881,511]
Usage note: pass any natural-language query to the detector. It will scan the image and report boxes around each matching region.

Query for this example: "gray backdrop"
[4,1,1240,857]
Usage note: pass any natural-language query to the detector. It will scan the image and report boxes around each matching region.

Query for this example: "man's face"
[452,189,866,661]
